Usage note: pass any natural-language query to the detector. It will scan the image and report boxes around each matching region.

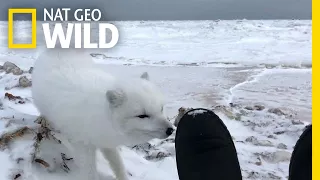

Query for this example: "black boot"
[289,124,312,180]
[175,108,242,180]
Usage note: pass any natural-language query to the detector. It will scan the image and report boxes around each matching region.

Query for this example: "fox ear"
[140,72,149,81]
[106,89,126,108]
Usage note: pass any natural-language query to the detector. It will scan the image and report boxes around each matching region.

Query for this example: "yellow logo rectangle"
[8,8,37,48]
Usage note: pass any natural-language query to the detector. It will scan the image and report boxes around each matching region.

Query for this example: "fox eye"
[137,114,149,118]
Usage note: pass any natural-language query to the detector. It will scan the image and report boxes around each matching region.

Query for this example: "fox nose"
[166,127,174,136]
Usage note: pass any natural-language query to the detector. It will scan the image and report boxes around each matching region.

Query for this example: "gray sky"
[1,0,312,21]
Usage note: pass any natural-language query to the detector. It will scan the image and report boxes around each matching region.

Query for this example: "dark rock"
[254,105,265,111]
[274,131,285,135]
[28,67,33,74]
[267,135,277,139]
[145,151,171,161]
[268,108,286,116]
[132,143,153,153]
[90,53,108,59]
[229,103,236,107]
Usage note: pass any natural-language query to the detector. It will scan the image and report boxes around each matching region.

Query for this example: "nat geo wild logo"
[8,8,119,49]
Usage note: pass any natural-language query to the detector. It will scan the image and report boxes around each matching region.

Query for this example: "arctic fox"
[31,49,174,180]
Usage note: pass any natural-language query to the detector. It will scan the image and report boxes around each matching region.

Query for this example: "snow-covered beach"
[0,20,312,180]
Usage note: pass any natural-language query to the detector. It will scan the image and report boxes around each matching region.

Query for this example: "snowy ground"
[0,20,312,180]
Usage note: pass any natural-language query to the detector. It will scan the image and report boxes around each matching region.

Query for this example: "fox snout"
[161,119,174,137]
[166,127,174,136]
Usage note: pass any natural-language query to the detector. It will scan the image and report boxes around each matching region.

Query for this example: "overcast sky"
[1,0,312,21]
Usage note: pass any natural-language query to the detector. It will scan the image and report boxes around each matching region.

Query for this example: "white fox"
[31,49,174,180]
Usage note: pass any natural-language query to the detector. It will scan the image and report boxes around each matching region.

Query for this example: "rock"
[3,61,18,70]
[145,151,171,161]
[254,105,265,111]
[267,135,277,139]
[260,151,291,163]
[173,107,193,127]
[257,140,273,147]
[0,65,3,69]
[245,136,273,147]
[255,157,262,166]
[4,92,26,104]
[265,64,277,69]
[5,67,14,74]
[12,67,23,75]
[267,173,282,180]
[245,105,264,111]
[132,143,153,153]
[28,67,33,74]
[19,76,32,87]
[274,131,285,135]
[3,61,22,75]
[235,113,241,121]
[246,170,281,180]
[214,105,236,119]
[246,171,260,179]
[292,120,304,125]
[229,103,236,107]
[245,106,254,110]
[159,138,175,145]
[277,143,287,149]
[239,109,248,116]
[221,109,234,119]
[245,136,258,143]
[90,53,108,59]
[268,108,286,116]
[3,61,19,73]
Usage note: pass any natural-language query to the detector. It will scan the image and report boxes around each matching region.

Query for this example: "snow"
[0,20,312,180]
[186,109,207,116]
